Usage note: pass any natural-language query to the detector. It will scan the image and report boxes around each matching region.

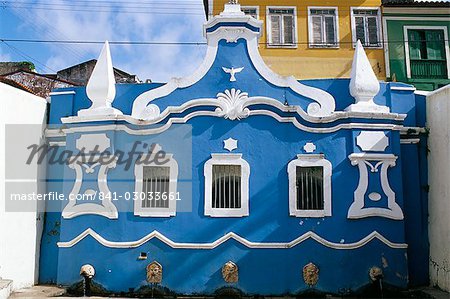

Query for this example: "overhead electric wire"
[2,7,87,61]
[1,1,207,15]
[1,38,448,45]
[0,41,57,73]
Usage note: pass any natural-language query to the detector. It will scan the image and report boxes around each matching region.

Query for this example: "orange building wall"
[212,0,386,80]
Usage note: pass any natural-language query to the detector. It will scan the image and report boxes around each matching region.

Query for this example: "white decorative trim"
[223,138,238,152]
[49,91,76,96]
[57,229,408,250]
[266,6,298,48]
[307,6,340,48]
[350,7,382,49]
[76,133,110,152]
[383,16,450,22]
[62,134,118,219]
[51,117,405,138]
[222,67,244,82]
[400,138,420,144]
[62,156,118,219]
[414,90,431,96]
[403,25,450,79]
[383,8,450,16]
[288,154,332,217]
[204,153,250,217]
[356,131,389,152]
[215,89,250,120]
[346,40,389,113]
[400,126,427,134]
[348,153,403,220]
[390,86,416,92]
[134,145,178,217]
[303,142,316,153]
[78,41,123,117]
[383,17,391,78]
[132,10,336,118]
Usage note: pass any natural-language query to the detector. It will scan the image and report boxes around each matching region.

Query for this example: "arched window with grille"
[204,154,250,217]
[287,154,332,217]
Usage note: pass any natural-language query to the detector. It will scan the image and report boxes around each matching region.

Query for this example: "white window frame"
[403,25,450,79]
[134,153,178,217]
[287,154,332,217]
[241,6,259,20]
[266,6,298,48]
[307,6,339,48]
[204,154,250,217]
[350,7,382,49]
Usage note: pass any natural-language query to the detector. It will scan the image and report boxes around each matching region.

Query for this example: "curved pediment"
[130,3,336,120]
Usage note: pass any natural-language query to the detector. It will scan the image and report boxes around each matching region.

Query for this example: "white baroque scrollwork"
[62,134,118,219]
[140,104,161,121]
[215,88,250,120]
[131,9,336,120]
[223,29,246,43]
[347,153,403,220]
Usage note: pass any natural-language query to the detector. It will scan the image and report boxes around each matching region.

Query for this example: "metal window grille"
[142,166,170,208]
[212,165,241,209]
[296,166,324,210]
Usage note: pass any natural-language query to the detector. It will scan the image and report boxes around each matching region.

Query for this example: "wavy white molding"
[78,41,123,117]
[131,10,336,119]
[57,229,407,249]
[348,153,403,220]
[53,119,403,139]
[68,94,406,126]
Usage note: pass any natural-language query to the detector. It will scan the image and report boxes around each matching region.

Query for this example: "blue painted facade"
[39,5,428,295]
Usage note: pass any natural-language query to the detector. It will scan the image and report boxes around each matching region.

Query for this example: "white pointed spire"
[78,41,123,117]
[345,40,389,113]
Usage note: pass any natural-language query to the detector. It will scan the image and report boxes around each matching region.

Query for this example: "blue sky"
[0,0,207,83]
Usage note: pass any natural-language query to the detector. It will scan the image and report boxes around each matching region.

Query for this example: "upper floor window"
[242,6,259,19]
[405,27,449,79]
[351,8,381,48]
[267,7,297,47]
[204,154,250,217]
[287,154,332,217]
[134,150,178,217]
[308,7,339,48]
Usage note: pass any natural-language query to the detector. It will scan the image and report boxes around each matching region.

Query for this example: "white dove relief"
[222,67,244,82]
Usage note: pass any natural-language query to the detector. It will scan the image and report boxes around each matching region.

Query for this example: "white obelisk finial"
[78,41,123,117]
[345,40,389,113]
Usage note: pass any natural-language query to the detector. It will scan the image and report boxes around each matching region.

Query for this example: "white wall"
[427,84,450,292]
[0,82,47,291]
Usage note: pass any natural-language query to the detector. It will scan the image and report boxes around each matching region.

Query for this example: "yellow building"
[204,0,386,80]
